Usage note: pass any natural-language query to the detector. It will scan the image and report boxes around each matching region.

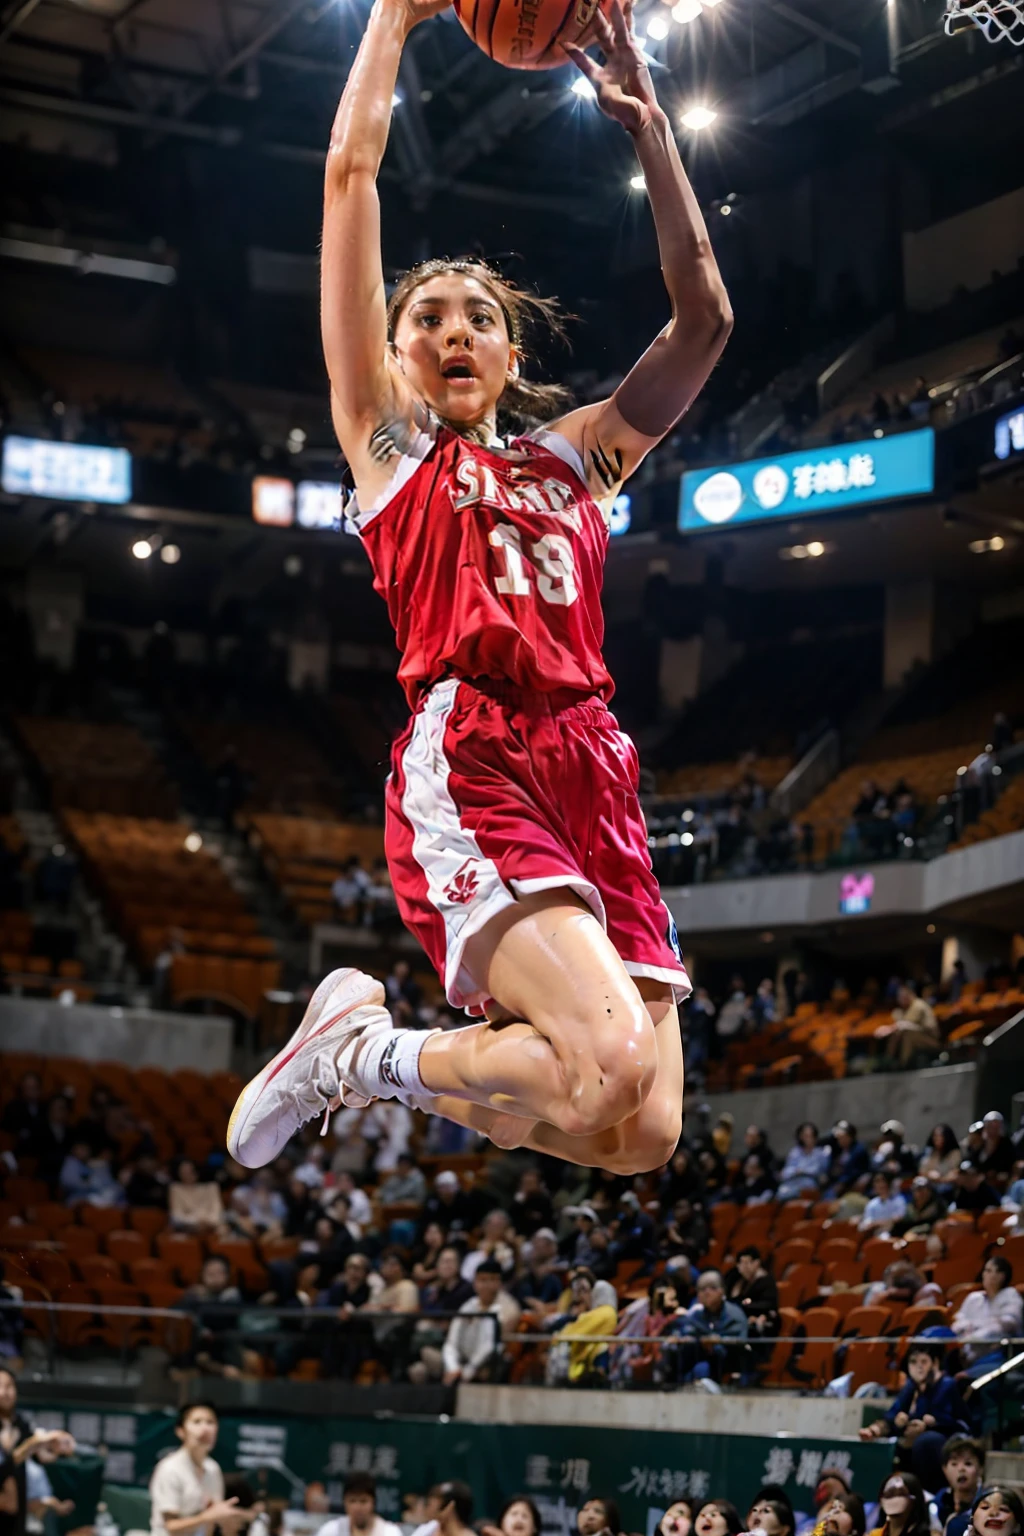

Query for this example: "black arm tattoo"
[589,440,624,490]
[367,395,435,463]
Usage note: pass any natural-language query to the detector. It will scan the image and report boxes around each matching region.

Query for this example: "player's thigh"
[462,886,657,1098]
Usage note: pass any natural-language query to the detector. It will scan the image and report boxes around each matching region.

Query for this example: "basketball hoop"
[944,0,1024,43]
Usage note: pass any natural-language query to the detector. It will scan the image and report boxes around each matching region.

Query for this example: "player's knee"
[597,1094,681,1175]
[556,996,657,1137]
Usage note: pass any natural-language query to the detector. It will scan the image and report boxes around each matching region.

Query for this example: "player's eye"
[471,312,493,326]
[418,313,441,327]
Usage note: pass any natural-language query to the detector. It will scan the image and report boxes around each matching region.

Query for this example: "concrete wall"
[459,1384,868,1439]
[666,829,1024,935]
[903,187,1024,312]
[696,1061,977,1151]
[0,998,232,1072]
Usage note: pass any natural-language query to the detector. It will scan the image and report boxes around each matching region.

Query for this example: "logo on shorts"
[665,907,683,964]
[444,859,480,905]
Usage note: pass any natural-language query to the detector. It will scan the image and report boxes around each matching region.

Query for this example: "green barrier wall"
[32,1405,892,1535]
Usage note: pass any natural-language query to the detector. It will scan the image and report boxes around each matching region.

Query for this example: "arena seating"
[17,718,179,819]
[657,757,792,800]
[247,813,385,926]
[179,716,344,817]
[950,772,1024,849]
[708,981,1024,1090]
[799,743,974,861]
[64,812,280,1013]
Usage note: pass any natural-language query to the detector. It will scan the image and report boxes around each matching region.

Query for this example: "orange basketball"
[453,0,614,69]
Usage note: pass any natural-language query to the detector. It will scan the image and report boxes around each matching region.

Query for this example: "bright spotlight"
[131,538,154,560]
[184,832,203,853]
[571,76,596,99]
[681,831,694,847]
[680,104,717,129]
[806,541,825,557]
[160,543,181,565]
[646,12,669,37]
[672,0,703,21]
[720,203,732,216]
[630,174,647,191]
[391,91,402,107]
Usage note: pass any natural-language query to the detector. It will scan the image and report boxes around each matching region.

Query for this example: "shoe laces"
[285,1057,340,1140]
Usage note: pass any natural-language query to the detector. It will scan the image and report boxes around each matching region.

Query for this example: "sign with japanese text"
[31,1404,891,1536]
[678,429,935,532]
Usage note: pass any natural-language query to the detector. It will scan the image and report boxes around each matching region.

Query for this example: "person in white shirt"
[441,1261,521,1385]
[329,1172,372,1232]
[316,1473,402,1536]
[858,1171,909,1233]
[460,1211,516,1283]
[952,1254,1023,1370]
[149,1403,249,1536]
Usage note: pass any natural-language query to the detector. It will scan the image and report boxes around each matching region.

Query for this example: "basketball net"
[944,0,1024,44]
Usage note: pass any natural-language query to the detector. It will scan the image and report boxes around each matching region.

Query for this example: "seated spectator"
[866,1472,931,1536]
[122,1151,169,1209]
[416,1483,476,1536]
[892,1179,948,1237]
[513,1229,563,1314]
[817,1493,867,1536]
[732,1154,777,1206]
[748,1498,794,1536]
[949,1162,1001,1216]
[659,1197,709,1264]
[951,1255,1022,1376]
[577,1498,622,1536]
[420,1246,473,1315]
[717,980,751,1043]
[436,1260,520,1385]
[918,1126,961,1191]
[828,1121,871,1196]
[859,1171,908,1234]
[422,1170,473,1234]
[228,1171,286,1237]
[34,1095,73,1185]
[659,1146,705,1208]
[860,1342,969,1491]
[297,1213,354,1286]
[58,1139,124,1208]
[561,1206,606,1269]
[727,1246,779,1345]
[462,1210,516,1282]
[411,1221,448,1288]
[331,1171,372,1232]
[368,1249,420,1380]
[671,1268,748,1385]
[545,1267,619,1384]
[180,1255,245,1378]
[743,1124,777,1175]
[169,1158,225,1236]
[609,1191,656,1262]
[696,1146,730,1205]
[378,1152,427,1207]
[691,1500,743,1536]
[0,1073,43,1155]
[875,984,941,1069]
[509,1168,554,1237]
[313,1471,404,1536]
[866,1260,943,1311]
[976,1112,1015,1189]
[776,1122,830,1202]
[933,1436,985,1536]
[965,1489,1023,1536]
[552,1264,618,1315]
[332,856,370,919]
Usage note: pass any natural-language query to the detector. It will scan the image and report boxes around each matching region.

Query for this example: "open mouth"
[442,360,475,380]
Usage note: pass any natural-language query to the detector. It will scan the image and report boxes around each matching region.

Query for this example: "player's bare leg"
[425,978,682,1173]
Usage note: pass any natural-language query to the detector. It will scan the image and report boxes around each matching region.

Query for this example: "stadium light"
[184,832,203,853]
[160,543,181,565]
[391,92,402,107]
[672,0,703,22]
[630,174,647,191]
[572,76,597,99]
[131,538,154,560]
[806,540,825,557]
[646,13,670,37]
[680,105,717,129]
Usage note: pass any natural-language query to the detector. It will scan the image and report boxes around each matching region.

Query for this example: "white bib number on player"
[487,524,578,607]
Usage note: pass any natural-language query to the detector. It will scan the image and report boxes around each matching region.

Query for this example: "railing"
[3,1296,1022,1400]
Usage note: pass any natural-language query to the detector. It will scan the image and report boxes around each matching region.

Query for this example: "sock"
[347,1018,439,1109]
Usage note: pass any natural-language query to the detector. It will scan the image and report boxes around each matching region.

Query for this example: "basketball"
[453,0,614,69]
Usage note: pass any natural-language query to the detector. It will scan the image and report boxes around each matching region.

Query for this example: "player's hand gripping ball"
[453,0,617,69]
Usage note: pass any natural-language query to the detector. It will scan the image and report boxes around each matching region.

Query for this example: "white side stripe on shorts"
[399,679,515,1009]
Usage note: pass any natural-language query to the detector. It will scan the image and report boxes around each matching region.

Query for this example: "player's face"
[393,274,515,425]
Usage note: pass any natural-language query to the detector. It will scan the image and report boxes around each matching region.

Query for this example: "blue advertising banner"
[678,428,935,533]
[1,435,132,504]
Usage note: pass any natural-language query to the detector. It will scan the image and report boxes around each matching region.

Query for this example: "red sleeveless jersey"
[350,422,614,707]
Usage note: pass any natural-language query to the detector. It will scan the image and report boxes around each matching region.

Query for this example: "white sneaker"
[333,1013,440,1110]
[227,967,387,1168]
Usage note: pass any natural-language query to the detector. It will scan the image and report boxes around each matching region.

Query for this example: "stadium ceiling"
[0,0,1020,229]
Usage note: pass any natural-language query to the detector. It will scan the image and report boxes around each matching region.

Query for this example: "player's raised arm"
[320,0,449,457]
[555,0,733,493]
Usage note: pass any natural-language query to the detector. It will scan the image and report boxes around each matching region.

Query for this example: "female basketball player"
[228,0,732,1175]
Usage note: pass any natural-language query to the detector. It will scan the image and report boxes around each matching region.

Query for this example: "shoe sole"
[226,967,381,1167]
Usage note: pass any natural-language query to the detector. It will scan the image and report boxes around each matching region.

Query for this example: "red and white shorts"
[384,676,691,1015]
